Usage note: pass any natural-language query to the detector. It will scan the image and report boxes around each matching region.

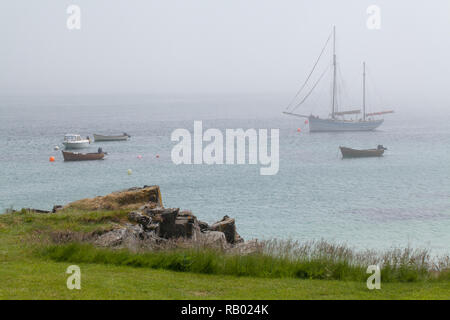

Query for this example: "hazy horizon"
[1,1,450,114]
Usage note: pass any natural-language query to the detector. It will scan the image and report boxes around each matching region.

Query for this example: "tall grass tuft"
[40,240,450,282]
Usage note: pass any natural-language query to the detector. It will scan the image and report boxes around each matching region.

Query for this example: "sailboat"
[283,26,393,132]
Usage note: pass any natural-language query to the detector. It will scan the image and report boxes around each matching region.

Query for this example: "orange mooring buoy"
[49,156,55,162]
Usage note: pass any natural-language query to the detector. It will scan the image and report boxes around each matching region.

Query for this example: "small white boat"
[93,133,130,142]
[62,134,90,149]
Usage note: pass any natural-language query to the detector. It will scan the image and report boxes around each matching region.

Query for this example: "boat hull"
[62,151,105,161]
[309,117,384,132]
[93,134,129,142]
[340,147,384,158]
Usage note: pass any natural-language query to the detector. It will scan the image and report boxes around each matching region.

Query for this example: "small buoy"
[54,146,59,151]
[297,128,301,132]
[156,154,160,158]
[49,156,55,162]
[304,120,309,124]
[137,155,143,159]
[127,169,132,175]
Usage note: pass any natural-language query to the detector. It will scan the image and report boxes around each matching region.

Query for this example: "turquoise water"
[1,95,449,253]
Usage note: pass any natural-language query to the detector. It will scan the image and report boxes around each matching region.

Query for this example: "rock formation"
[89,186,252,253]
[65,185,163,211]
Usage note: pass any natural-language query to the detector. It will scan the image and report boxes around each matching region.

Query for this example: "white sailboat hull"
[308,117,384,132]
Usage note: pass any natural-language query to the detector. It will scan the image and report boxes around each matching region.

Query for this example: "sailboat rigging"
[283,26,393,132]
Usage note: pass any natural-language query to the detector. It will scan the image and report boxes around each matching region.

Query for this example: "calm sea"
[1,95,449,253]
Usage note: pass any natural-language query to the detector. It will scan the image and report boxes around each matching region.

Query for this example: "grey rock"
[140,205,166,217]
[157,208,179,238]
[198,220,210,232]
[95,228,127,247]
[128,211,151,227]
[210,215,243,244]
[199,231,228,249]
[94,224,164,249]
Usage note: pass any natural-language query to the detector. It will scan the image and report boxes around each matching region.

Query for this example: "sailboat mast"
[331,26,337,119]
[363,62,366,121]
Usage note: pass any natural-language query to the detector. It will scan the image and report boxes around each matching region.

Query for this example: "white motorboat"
[62,134,90,149]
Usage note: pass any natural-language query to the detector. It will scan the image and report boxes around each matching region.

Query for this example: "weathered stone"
[198,220,210,232]
[146,223,159,231]
[175,218,200,239]
[128,211,151,226]
[178,211,201,239]
[140,204,165,216]
[94,225,140,247]
[126,207,204,241]
[145,207,169,219]
[94,224,164,249]
[128,211,140,221]
[210,215,243,244]
[200,231,228,249]
[234,232,244,244]
[157,208,179,238]
[94,229,123,247]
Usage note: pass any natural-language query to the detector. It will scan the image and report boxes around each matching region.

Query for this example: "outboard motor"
[98,147,103,154]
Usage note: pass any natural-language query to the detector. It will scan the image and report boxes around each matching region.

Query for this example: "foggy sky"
[1,0,450,112]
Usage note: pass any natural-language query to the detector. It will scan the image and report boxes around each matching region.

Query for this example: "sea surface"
[1,95,449,254]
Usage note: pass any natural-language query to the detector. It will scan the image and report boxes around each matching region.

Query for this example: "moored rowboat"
[62,151,105,161]
[93,133,130,142]
[340,145,386,158]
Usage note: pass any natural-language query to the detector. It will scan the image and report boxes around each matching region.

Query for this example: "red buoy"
[304,120,309,124]
[297,128,301,132]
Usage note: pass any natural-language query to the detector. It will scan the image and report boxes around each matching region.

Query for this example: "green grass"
[0,209,449,299]
[40,242,438,282]
[1,259,450,300]
[41,243,366,280]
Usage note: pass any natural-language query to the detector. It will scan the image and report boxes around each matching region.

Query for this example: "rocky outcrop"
[95,224,143,247]
[96,207,246,251]
[94,224,165,249]
[128,207,202,240]
[51,185,256,253]
[64,185,163,211]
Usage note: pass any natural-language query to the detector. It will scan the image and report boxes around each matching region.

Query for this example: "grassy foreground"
[0,208,449,299]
